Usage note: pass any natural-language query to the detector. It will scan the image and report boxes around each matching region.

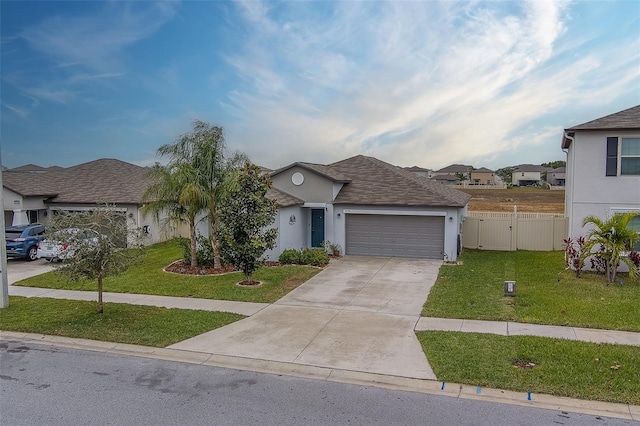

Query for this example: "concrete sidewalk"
[416,317,640,347]
[8,285,269,316]
[10,283,640,347]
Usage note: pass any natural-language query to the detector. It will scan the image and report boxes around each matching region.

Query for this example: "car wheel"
[27,246,38,261]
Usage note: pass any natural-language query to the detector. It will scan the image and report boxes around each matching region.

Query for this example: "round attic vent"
[291,172,304,186]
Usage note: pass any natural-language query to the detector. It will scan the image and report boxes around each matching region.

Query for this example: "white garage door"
[346,214,445,259]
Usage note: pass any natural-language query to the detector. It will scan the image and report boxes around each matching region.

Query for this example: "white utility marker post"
[0,152,8,308]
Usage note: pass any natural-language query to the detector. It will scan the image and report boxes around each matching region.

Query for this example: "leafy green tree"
[581,212,639,283]
[142,162,207,267]
[541,160,566,169]
[46,205,145,313]
[216,163,278,283]
[151,120,247,268]
[495,167,514,184]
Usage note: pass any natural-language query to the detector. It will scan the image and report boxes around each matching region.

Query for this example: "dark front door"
[311,209,325,248]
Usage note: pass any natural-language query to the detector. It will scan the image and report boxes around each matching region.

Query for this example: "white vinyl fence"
[463,211,568,251]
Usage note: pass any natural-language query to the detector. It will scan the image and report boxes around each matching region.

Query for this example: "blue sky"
[1,1,639,171]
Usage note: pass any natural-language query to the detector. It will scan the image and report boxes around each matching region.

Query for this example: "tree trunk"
[211,219,221,269]
[189,219,198,267]
[97,275,104,314]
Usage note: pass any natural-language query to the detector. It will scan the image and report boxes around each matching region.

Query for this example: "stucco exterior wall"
[270,166,336,203]
[566,130,640,243]
[512,171,542,186]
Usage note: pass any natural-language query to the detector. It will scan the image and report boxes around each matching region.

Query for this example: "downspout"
[563,132,574,237]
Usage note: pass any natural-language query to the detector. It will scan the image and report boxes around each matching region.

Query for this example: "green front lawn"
[0,296,244,347]
[15,240,320,303]
[417,331,640,405]
[423,250,640,331]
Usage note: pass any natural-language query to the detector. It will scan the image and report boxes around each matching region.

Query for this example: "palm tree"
[153,120,247,268]
[581,212,639,283]
[142,163,208,267]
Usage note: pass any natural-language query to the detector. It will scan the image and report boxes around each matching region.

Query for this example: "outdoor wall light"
[289,214,296,224]
[449,216,453,222]
[337,213,341,217]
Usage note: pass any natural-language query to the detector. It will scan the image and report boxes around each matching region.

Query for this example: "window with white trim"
[607,137,640,176]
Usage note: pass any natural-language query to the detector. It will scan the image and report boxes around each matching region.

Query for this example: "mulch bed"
[165,260,280,276]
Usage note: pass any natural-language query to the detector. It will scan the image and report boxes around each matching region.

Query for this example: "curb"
[1,330,637,421]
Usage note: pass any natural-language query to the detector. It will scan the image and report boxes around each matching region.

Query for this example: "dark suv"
[5,223,46,261]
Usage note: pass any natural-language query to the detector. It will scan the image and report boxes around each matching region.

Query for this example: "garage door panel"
[346,214,444,259]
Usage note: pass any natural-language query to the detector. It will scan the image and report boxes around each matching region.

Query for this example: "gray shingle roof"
[3,159,149,205]
[8,164,49,172]
[567,105,640,131]
[266,187,303,207]
[404,166,431,172]
[562,105,640,148]
[270,162,351,183]
[513,164,548,172]
[472,167,494,173]
[329,155,470,207]
[436,164,473,173]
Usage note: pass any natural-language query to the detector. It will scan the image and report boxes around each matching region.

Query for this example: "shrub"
[176,234,215,267]
[300,248,329,266]
[279,249,301,265]
[563,236,585,278]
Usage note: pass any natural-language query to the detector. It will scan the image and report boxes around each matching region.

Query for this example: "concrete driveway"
[170,256,441,379]
[6,258,53,285]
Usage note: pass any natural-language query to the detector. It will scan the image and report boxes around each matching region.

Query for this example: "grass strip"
[423,250,640,331]
[0,296,244,347]
[16,240,320,303]
[417,331,640,405]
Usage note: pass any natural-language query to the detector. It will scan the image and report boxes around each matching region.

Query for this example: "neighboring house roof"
[472,167,494,173]
[329,155,470,207]
[266,187,304,207]
[551,167,566,173]
[435,164,473,174]
[270,162,352,183]
[513,164,548,173]
[8,164,49,172]
[3,159,149,205]
[431,175,460,182]
[404,166,431,172]
[562,105,640,148]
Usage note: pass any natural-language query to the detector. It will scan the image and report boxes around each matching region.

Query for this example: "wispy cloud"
[224,0,636,169]
[20,2,178,71]
[6,2,178,109]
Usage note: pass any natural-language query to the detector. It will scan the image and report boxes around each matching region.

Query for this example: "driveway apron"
[169,256,440,379]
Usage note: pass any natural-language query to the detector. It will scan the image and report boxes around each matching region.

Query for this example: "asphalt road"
[1,340,633,426]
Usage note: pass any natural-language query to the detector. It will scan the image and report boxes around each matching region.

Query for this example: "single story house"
[261,155,470,261]
[562,104,640,252]
[2,159,176,245]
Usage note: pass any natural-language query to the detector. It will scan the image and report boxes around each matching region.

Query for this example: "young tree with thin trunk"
[216,163,278,284]
[46,205,145,313]
[142,163,207,267]
[581,212,639,283]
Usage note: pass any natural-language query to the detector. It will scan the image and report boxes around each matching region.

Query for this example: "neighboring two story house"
[470,167,496,185]
[549,167,566,186]
[511,164,549,186]
[562,104,640,251]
